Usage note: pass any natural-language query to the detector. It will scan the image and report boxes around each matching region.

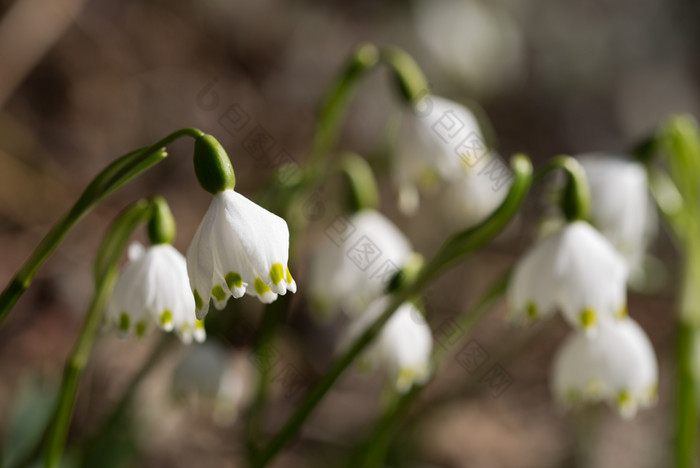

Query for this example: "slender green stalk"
[533,155,590,222]
[42,200,155,468]
[253,155,532,467]
[346,271,510,468]
[0,127,204,325]
[307,43,379,168]
[654,115,700,468]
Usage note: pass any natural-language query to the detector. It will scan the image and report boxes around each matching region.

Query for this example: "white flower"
[186,189,296,319]
[577,153,657,284]
[308,210,413,318]
[508,221,628,332]
[106,242,204,344]
[435,152,511,232]
[394,95,486,215]
[338,297,433,393]
[551,318,658,418]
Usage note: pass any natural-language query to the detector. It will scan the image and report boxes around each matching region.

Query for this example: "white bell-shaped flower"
[551,318,658,418]
[508,221,628,332]
[186,189,296,319]
[394,95,486,215]
[308,209,413,318]
[106,242,205,344]
[577,153,657,284]
[338,297,433,393]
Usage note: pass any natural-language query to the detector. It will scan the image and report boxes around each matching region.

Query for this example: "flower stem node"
[186,189,296,319]
[193,134,236,194]
[106,242,204,344]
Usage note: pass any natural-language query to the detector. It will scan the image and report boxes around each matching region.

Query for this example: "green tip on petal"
[119,312,130,332]
[135,321,147,337]
[225,272,242,290]
[160,309,173,326]
[196,319,205,329]
[285,267,293,284]
[254,277,272,296]
[211,285,226,302]
[616,304,628,320]
[579,308,596,329]
[270,263,284,285]
[193,289,204,310]
[526,302,538,320]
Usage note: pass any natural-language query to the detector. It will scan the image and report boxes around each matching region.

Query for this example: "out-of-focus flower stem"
[42,199,156,468]
[252,155,532,468]
[345,271,510,468]
[0,127,204,326]
[653,115,700,468]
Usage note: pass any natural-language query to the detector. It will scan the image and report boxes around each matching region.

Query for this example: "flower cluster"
[309,209,433,392]
[508,155,659,417]
[106,136,296,344]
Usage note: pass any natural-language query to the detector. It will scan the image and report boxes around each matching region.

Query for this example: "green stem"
[0,127,203,325]
[347,271,510,468]
[534,155,590,222]
[307,43,379,168]
[676,323,697,468]
[253,155,532,467]
[42,200,155,468]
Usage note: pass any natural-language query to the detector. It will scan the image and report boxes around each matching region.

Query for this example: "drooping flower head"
[577,153,657,284]
[186,135,296,319]
[508,221,628,333]
[338,297,433,393]
[394,95,487,215]
[308,209,413,319]
[551,318,658,418]
[106,242,205,344]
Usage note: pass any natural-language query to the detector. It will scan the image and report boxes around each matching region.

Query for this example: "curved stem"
[534,155,590,222]
[253,155,533,467]
[307,43,379,168]
[42,200,155,468]
[0,127,203,326]
[346,271,510,468]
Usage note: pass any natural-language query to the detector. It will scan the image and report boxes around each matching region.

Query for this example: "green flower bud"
[148,196,176,245]
[193,134,236,194]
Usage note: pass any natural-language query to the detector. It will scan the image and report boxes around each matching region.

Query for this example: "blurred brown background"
[0,0,698,466]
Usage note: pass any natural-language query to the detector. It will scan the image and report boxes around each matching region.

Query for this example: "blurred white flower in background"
[187,189,296,318]
[394,95,486,215]
[308,209,413,319]
[106,242,205,344]
[551,318,658,418]
[413,0,523,97]
[577,153,657,286]
[508,221,628,333]
[171,342,254,427]
[338,297,433,393]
